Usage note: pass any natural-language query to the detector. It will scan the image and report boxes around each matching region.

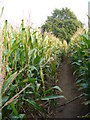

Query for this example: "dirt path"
[53,58,88,118]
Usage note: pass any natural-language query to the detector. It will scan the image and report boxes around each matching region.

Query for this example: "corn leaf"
[41,95,65,101]
[23,98,44,113]
[1,72,17,94]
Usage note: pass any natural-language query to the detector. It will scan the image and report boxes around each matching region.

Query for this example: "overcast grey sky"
[0,0,89,28]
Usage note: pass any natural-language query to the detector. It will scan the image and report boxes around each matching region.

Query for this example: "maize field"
[0,7,89,120]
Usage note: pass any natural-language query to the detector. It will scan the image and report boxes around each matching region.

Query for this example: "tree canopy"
[41,8,83,43]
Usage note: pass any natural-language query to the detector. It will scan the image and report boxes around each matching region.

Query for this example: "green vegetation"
[69,29,88,92]
[0,7,4,120]
[0,7,89,119]
[41,8,83,43]
[0,20,66,119]
[69,29,89,117]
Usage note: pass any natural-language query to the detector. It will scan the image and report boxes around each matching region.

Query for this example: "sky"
[0,0,89,29]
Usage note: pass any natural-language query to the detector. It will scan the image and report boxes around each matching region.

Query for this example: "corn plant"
[0,20,65,119]
[0,7,4,120]
[69,28,89,116]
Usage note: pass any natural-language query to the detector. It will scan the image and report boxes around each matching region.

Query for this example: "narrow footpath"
[53,58,88,118]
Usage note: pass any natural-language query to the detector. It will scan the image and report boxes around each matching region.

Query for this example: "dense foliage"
[0,7,89,119]
[0,20,67,119]
[69,29,89,116]
[41,8,83,43]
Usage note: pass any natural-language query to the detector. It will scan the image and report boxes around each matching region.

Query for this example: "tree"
[41,8,83,43]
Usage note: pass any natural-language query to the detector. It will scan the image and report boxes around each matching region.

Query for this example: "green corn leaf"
[51,60,56,75]
[34,54,41,65]
[1,72,17,94]
[2,96,9,105]
[21,78,38,84]
[18,114,26,119]
[23,98,44,113]
[28,28,33,49]
[7,40,21,58]
[30,66,38,71]
[40,66,45,95]
[11,114,26,119]
[44,86,62,95]
[2,65,28,94]
[52,86,63,92]
[41,95,65,101]
[11,102,18,116]
[72,62,81,66]
[76,79,83,84]
[82,34,88,41]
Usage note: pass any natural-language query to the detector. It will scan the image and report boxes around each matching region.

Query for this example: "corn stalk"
[0,7,5,119]
[0,27,2,120]
[1,20,64,119]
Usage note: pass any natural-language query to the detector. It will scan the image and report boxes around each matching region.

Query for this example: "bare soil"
[52,58,88,118]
